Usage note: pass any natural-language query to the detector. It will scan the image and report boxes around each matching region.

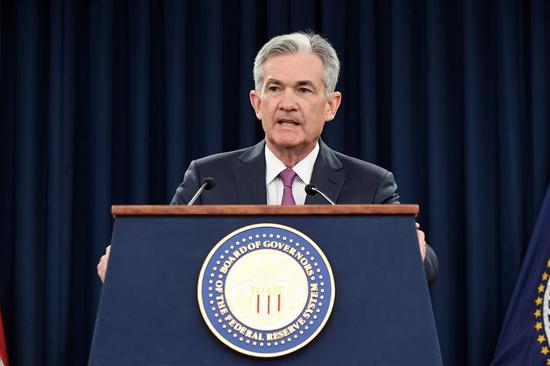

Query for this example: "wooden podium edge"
[111,204,419,216]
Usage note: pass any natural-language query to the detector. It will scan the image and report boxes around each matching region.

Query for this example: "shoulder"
[193,141,264,168]
[335,151,391,177]
[320,142,393,181]
[171,143,263,205]
[319,142,399,204]
[335,151,396,192]
[194,148,247,167]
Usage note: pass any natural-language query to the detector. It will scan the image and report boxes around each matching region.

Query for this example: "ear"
[249,90,262,120]
[324,91,342,121]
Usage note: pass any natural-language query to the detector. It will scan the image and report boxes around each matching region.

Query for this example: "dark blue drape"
[1,0,549,365]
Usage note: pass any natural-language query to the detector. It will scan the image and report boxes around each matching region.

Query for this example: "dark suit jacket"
[171,140,438,284]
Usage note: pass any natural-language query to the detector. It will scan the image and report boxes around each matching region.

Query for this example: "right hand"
[97,245,111,283]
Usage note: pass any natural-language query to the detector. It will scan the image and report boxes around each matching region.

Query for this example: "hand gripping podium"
[89,205,442,365]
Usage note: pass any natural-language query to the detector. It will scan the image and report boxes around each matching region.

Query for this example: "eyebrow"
[264,78,283,86]
[264,79,318,90]
[296,80,315,88]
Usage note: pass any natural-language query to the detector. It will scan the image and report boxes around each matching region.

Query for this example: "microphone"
[304,184,336,205]
[188,177,216,205]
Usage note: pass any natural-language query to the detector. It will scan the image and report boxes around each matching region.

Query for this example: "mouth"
[276,119,300,126]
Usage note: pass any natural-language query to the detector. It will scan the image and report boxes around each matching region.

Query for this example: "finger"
[415,222,420,229]
[99,267,105,283]
[417,229,425,242]
[98,256,106,270]
[417,232,426,261]
[97,259,105,282]
[106,245,111,255]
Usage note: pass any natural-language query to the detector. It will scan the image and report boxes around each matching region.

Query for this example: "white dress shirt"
[265,142,320,205]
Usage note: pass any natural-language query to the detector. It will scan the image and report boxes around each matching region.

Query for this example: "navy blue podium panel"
[89,205,442,366]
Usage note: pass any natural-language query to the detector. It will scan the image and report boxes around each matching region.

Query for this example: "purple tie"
[279,168,297,205]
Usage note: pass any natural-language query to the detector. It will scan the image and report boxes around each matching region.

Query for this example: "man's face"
[250,52,341,158]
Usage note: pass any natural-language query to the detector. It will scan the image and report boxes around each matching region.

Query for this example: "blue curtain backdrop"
[1,0,549,365]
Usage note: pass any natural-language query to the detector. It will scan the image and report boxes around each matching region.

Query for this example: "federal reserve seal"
[197,223,335,357]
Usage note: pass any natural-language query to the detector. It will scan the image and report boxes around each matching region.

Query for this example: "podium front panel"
[89,214,442,365]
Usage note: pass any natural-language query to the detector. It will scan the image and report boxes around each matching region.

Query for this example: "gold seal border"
[534,258,550,360]
[197,222,336,358]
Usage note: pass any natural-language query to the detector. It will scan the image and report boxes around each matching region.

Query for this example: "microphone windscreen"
[202,177,216,190]
[304,184,317,195]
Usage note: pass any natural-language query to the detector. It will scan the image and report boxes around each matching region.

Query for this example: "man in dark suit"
[98,32,438,283]
[171,139,399,206]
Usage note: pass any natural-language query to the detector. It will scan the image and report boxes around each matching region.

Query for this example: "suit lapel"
[232,139,345,205]
[305,140,346,205]
[233,141,268,204]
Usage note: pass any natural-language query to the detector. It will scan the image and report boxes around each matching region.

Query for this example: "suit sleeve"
[423,245,438,286]
[376,171,439,285]
[374,171,400,204]
[170,160,201,205]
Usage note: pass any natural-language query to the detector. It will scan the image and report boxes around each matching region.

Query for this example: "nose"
[278,89,298,111]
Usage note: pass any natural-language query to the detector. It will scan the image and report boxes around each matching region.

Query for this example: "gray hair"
[253,32,340,94]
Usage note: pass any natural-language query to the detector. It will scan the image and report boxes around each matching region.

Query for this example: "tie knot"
[279,168,297,188]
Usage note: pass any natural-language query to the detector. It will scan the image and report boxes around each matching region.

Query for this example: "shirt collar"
[265,142,320,185]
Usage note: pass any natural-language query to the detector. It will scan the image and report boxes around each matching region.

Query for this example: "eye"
[267,85,281,92]
[298,87,312,94]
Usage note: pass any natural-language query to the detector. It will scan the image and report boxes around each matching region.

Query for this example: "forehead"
[262,52,325,85]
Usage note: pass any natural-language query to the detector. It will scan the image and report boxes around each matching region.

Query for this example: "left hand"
[416,222,426,262]
[97,244,111,283]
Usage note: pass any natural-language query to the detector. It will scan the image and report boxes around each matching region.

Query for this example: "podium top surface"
[111,204,419,216]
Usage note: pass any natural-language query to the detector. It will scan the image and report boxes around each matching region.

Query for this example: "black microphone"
[304,184,336,205]
[188,177,216,205]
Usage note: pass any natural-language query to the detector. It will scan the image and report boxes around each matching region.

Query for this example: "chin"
[268,133,300,146]
[269,138,309,152]
[273,141,301,150]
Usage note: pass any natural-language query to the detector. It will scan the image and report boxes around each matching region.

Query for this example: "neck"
[266,140,318,168]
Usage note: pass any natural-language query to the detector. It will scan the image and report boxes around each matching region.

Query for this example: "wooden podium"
[89,205,442,365]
